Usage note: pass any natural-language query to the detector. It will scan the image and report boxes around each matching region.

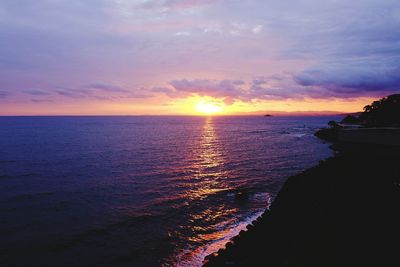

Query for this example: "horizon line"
[0,113,347,117]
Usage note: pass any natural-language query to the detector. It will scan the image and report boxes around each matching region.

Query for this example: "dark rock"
[203,153,400,267]
[314,127,340,142]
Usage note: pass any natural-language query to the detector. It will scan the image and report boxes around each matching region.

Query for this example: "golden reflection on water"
[173,117,239,266]
[186,117,231,200]
[173,117,253,266]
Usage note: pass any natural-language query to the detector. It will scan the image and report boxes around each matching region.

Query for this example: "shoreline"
[203,150,400,266]
[174,211,264,267]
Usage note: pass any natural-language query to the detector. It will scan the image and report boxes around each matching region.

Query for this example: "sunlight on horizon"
[163,95,379,117]
[195,101,223,115]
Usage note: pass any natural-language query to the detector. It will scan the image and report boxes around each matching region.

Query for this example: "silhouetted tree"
[340,115,360,124]
[359,94,400,127]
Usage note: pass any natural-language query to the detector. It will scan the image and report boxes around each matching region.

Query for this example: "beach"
[203,149,400,266]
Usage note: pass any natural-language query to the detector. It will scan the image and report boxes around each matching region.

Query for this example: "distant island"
[264,114,272,117]
[203,94,400,267]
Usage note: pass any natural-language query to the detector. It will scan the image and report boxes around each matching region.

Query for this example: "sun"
[195,101,223,115]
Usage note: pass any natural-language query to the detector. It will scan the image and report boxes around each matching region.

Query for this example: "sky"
[0,0,399,115]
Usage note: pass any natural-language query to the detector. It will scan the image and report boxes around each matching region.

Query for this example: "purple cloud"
[163,77,306,103]
[86,82,130,93]
[21,89,50,95]
[295,62,400,97]
[31,99,53,103]
[55,83,153,100]
[0,91,10,98]
[169,79,245,104]
[56,88,88,99]
[161,72,399,103]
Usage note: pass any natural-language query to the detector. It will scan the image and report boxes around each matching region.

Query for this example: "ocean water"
[0,116,335,267]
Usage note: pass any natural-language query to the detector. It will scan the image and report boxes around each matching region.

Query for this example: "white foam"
[170,210,264,267]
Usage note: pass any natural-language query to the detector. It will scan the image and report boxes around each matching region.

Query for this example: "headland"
[203,149,400,266]
[203,94,400,267]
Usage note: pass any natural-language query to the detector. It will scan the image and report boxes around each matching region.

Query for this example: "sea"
[0,116,336,267]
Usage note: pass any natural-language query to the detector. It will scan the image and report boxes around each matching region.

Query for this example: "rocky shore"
[203,150,400,267]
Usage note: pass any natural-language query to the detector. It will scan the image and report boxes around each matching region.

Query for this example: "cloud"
[31,99,53,103]
[252,25,263,34]
[21,89,50,95]
[86,82,130,93]
[55,88,88,99]
[161,72,398,103]
[295,62,400,96]
[1,0,400,108]
[55,83,153,100]
[162,77,308,103]
[175,31,191,36]
[138,0,221,10]
[55,82,131,99]
[164,0,219,9]
[151,86,179,97]
[0,90,10,98]
[252,77,268,85]
[271,0,400,97]
[169,79,245,104]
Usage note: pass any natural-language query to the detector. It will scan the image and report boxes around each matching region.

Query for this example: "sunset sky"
[1,0,399,115]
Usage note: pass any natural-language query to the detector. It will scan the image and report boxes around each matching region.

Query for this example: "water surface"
[0,116,335,266]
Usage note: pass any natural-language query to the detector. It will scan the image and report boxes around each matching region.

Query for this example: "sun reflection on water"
[186,117,231,200]
[170,117,239,266]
